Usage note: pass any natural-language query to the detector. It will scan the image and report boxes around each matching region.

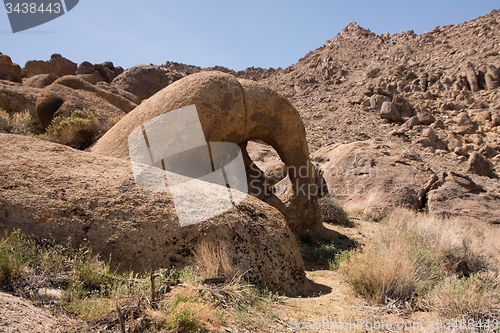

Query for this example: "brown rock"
[0,80,41,115]
[467,152,494,177]
[92,71,324,240]
[465,62,480,92]
[485,73,499,90]
[75,61,94,75]
[417,109,436,125]
[369,94,391,110]
[404,116,420,129]
[111,65,184,101]
[23,73,58,88]
[94,64,116,83]
[380,101,402,122]
[487,64,499,82]
[0,134,308,295]
[422,128,438,143]
[311,140,437,218]
[428,178,500,224]
[430,119,445,129]
[397,80,406,93]
[446,133,463,151]
[0,54,22,83]
[492,111,500,127]
[24,55,77,78]
[386,82,398,94]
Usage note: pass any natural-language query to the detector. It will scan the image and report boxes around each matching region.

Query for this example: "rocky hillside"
[257,9,500,221]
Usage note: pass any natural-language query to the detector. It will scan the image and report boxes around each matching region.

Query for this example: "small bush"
[303,241,341,266]
[339,209,499,309]
[0,231,36,283]
[44,109,100,149]
[0,110,34,136]
[421,271,500,321]
[318,196,352,227]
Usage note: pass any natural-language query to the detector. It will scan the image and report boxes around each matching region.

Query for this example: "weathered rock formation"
[23,73,58,88]
[0,134,308,296]
[111,65,184,101]
[312,140,438,218]
[24,54,77,78]
[93,71,324,239]
[0,54,22,83]
[36,75,137,129]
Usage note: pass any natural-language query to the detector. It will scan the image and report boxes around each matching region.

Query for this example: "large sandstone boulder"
[0,54,22,83]
[427,172,500,224]
[36,76,137,129]
[93,71,324,239]
[0,79,41,116]
[111,65,184,101]
[311,140,438,218]
[0,134,308,296]
[24,54,77,78]
[23,73,58,88]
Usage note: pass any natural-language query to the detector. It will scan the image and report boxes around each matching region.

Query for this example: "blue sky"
[1,1,498,71]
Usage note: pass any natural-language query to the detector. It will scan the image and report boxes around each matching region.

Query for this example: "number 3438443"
[5,2,61,14]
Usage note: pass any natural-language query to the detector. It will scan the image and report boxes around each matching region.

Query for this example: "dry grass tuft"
[192,241,240,280]
[0,109,35,136]
[421,271,500,321]
[339,208,500,319]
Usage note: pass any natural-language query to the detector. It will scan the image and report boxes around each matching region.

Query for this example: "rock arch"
[91,71,323,239]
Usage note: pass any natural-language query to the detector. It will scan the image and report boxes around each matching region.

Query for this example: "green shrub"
[45,109,100,149]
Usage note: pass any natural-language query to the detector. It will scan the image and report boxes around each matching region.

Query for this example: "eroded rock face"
[312,140,437,218]
[427,173,500,224]
[23,73,58,88]
[0,54,22,83]
[0,134,308,296]
[111,65,184,101]
[24,54,77,78]
[36,76,137,129]
[0,79,41,115]
[92,71,323,239]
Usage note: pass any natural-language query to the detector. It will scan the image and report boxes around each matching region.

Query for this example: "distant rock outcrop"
[111,65,184,101]
[24,54,77,78]
[0,54,22,83]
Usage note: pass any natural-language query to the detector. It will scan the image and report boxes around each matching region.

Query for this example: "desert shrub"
[339,209,499,309]
[318,196,352,227]
[44,109,100,149]
[0,110,34,136]
[302,241,342,266]
[0,231,36,284]
[0,231,280,332]
[421,271,500,321]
